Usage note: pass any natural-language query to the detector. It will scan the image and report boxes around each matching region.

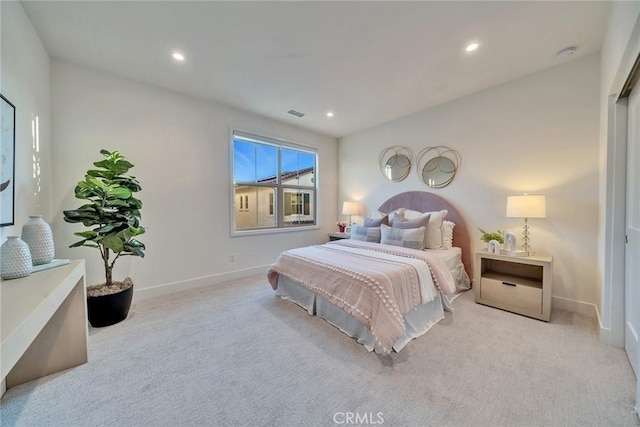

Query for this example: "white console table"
[1,260,88,395]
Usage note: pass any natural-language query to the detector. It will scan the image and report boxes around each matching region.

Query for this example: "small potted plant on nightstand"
[63,149,146,327]
[478,228,504,247]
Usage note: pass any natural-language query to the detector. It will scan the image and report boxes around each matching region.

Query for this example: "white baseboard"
[552,295,597,319]
[132,265,270,302]
[594,304,613,345]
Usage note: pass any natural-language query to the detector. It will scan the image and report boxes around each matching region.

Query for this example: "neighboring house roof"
[256,166,314,184]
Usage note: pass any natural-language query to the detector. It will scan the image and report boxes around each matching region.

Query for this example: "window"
[238,195,249,211]
[284,192,310,215]
[269,193,274,216]
[232,130,317,233]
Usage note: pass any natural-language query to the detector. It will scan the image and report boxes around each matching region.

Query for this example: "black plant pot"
[87,285,133,327]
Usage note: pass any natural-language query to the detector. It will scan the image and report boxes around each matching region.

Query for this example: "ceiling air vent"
[287,109,305,118]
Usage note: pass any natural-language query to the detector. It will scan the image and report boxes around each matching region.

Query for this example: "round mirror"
[379,146,413,182]
[422,157,455,188]
[416,146,461,189]
[384,154,411,181]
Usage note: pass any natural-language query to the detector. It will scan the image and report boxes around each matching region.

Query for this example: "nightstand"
[474,250,553,321]
[328,232,350,241]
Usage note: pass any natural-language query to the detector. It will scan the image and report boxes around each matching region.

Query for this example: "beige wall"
[339,54,601,314]
[50,60,338,296]
[0,2,52,242]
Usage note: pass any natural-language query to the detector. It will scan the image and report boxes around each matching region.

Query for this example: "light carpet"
[1,274,638,426]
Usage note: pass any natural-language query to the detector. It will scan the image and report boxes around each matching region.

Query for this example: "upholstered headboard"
[378,191,473,282]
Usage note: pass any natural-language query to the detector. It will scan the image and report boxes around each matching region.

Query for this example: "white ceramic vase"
[21,215,55,265]
[1,236,33,279]
[488,239,501,254]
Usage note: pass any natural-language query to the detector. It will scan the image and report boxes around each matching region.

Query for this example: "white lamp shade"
[342,201,360,215]
[506,195,546,218]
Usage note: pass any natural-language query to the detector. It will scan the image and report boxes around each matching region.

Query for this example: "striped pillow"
[350,224,381,243]
[380,224,425,250]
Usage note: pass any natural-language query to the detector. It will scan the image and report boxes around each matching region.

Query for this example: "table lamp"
[342,201,360,225]
[506,194,546,255]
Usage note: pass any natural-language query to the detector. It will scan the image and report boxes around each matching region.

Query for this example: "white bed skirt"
[276,276,445,354]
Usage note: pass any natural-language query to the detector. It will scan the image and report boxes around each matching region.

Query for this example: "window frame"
[230,128,319,236]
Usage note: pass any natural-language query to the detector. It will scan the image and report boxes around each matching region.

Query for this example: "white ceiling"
[21,1,610,138]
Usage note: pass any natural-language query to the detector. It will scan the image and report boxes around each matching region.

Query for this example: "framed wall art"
[1,94,16,226]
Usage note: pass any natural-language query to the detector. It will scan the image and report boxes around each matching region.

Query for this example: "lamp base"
[521,218,532,255]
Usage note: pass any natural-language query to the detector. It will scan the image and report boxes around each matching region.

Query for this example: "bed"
[267,191,472,354]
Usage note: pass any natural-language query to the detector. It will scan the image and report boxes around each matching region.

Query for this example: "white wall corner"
[593,301,616,347]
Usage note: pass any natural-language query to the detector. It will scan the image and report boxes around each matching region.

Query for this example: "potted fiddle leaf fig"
[63,149,145,327]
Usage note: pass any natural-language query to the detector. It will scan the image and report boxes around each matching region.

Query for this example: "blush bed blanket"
[267,240,456,354]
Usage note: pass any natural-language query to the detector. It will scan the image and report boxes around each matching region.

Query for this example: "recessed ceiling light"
[465,43,479,52]
[326,112,334,118]
[172,52,185,62]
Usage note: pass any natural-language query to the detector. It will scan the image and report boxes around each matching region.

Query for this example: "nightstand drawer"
[480,277,542,314]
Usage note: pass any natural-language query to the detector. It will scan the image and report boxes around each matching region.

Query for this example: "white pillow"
[442,220,455,249]
[380,224,425,250]
[394,209,448,249]
[350,224,381,243]
[398,208,423,220]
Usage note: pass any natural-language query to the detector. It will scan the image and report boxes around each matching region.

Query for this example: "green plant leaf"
[87,176,107,190]
[63,209,101,224]
[74,230,98,239]
[107,187,132,199]
[69,239,88,248]
[86,169,115,180]
[95,223,123,234]
[117,228,133,242]
[124,239,145,258]
[103,234,124,253]
[106,199,129,207]
[129,226,145,236]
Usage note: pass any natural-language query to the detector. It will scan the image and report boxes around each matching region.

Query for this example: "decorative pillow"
[378,208,404,226]
[391,213,431,250]
[442,220,455,249]
[394,209,448,249]
[350,224,381,243]
[397,208,424,220]
[364,215,388,227]
[380,224,425,250]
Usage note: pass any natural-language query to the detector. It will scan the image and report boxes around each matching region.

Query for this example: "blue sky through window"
[234,139,315,183]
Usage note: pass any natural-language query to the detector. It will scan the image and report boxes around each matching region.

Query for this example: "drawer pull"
[501,281,517,287]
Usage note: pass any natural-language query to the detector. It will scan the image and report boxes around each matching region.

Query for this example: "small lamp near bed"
[342,201,360,226]
[506,194,546,255]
